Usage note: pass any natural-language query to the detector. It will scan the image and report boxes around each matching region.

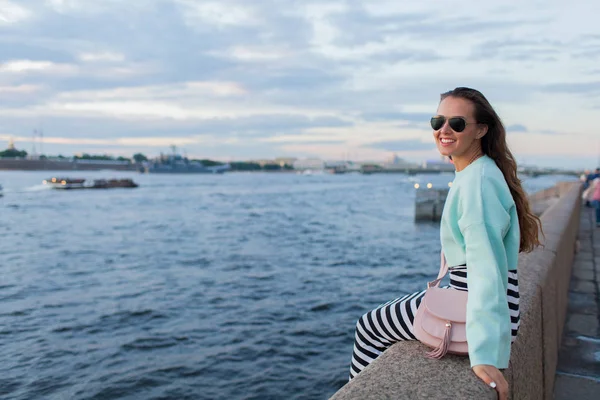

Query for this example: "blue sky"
[0,0,599,168]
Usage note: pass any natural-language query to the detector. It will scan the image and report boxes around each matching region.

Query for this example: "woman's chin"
[436,146,453,157]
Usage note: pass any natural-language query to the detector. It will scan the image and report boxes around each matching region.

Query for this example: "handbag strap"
[428,250,449,288]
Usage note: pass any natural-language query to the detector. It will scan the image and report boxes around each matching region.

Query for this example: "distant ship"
[140,153,230,174]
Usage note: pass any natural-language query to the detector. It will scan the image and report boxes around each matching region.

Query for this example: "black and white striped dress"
[349,266,520,381]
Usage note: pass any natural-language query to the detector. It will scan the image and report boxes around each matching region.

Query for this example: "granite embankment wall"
[331,181,582,400]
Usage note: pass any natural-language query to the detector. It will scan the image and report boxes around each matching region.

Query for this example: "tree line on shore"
[0,148,294,171]
[135,153,294,171]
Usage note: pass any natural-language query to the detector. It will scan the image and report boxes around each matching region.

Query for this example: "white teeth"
[441,138,456,143]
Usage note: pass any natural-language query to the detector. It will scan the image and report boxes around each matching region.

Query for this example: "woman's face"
[432,96,485,158]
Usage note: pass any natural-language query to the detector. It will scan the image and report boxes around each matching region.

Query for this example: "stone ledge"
[329,341,497,400]
[330,182,582,400]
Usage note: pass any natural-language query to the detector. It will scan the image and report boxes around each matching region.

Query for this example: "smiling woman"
[347,87,543,400]
[433,88,543,255]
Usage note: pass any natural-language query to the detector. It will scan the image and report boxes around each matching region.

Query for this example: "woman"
[591,177,600,227]
[348,87,542,400]
[583,174,598,208]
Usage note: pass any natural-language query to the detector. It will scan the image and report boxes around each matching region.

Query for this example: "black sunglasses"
[430,116,475,133]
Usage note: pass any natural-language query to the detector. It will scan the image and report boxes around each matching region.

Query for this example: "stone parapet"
[331,182,582,400]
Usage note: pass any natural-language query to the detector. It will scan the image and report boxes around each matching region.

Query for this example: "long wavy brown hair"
[441,87,542,252]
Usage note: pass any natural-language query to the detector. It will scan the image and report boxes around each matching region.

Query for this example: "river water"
[0,170,574,400]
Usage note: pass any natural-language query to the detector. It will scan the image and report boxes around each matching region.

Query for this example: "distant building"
[274,157,297,167]
[386,153,401,164]
[292,158,325,170]
[384,153,417,168]
[252,159,278,167]
[0,138,28,159]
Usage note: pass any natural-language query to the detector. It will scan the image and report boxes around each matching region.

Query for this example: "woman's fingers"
[472,365,509,400]
[488,368,508,400]
[472,366,494,387]
[473,365,496,389]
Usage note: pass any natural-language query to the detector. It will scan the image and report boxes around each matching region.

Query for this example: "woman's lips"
[439,138,456,147]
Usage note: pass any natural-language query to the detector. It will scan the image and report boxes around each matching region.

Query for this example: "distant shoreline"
[0,158,136,172]
[0,158,582,177]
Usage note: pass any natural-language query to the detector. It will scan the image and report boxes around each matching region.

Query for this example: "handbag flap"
[420,312,467,342]
[423,287,468,323]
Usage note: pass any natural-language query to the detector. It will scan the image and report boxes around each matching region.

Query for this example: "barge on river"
[43,177,138,190]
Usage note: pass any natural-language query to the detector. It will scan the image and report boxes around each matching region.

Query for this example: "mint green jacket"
[440,155,520,368]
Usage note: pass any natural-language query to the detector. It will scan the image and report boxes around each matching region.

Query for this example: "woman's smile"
[439,137,457,147]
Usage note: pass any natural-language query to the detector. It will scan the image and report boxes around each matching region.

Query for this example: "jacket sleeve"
[458,176,512,368]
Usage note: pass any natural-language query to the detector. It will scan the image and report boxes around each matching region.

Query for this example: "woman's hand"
[472,364,508,400]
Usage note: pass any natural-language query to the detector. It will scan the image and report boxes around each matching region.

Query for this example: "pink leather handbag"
[413,252,469,358]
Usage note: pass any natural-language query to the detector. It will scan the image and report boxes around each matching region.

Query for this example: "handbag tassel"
[426,322,452,359]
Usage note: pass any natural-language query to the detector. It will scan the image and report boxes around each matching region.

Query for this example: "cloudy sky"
[0,0,598,168]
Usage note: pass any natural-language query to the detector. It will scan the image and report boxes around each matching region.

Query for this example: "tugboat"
[43,177,138,190]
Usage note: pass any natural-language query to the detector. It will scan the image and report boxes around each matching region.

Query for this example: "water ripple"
[0,171,571,399]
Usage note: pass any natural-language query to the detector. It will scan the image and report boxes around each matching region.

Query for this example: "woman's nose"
[439,120,452,134]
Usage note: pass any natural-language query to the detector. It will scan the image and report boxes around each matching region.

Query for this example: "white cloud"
[44,0,107,13]
[300,2,348,52]
[44,0,155,14]
[0,133,202,147]
[0,59,156,81]
[259,120,434,162]
[185,81,247,96]
[0,60,78,74]
[508,131,599,158]
[176,0,259,27]
[46,101,193,119]
[306,2,349,16]
[0,84,44,94]
[52,81,247,103]
[278,143,393,162]
[229,47,288,62]
[363,0,497,17]
[37,99,335,121]
[0,80,341,121]
[0,0,597,168]
[78,52,125,62]
[0,1,32,25]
